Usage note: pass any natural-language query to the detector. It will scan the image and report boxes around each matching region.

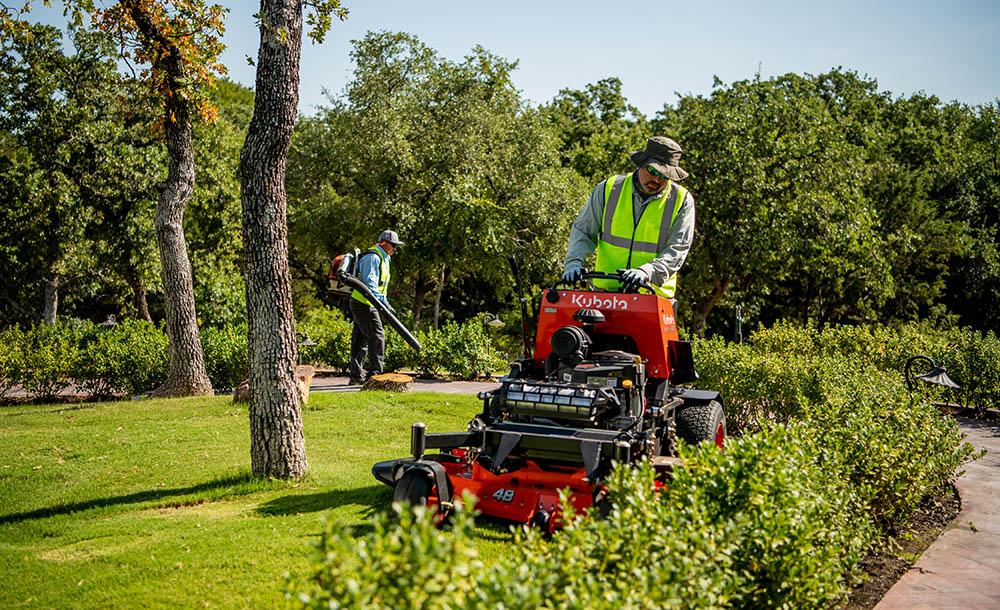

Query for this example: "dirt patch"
[844,483,960,609]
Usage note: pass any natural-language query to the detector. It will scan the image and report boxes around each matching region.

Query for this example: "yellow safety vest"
[350,245,391,306]
[593,174,688,298]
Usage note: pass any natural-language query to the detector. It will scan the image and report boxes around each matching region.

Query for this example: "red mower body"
[372,275,724,532]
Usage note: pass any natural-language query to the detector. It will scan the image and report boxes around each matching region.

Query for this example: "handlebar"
[551,269,654,294]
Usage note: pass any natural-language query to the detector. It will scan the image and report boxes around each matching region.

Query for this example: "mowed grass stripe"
[0,392,513,608]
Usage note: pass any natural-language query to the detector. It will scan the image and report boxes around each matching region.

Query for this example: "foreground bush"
[290,322,976,608]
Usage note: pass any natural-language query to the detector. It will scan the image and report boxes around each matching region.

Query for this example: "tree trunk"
[412,273,431,330]
[694,268,731,338]
[125,269,152,322]
[433,264,445,330]
[239,0,307,480]
[125,0,212,398]
[42,275,59,325]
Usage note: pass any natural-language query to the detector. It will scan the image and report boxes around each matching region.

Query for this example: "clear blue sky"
[36,0,1000,117]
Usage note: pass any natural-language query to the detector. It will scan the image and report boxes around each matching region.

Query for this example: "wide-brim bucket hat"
[629,136,689,181]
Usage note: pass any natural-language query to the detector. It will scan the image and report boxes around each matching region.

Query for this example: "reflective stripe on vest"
[350,246,391,306]
[593,174,687,298]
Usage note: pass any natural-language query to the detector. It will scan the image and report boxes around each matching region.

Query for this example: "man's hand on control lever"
[562,265,585,283]
[620,268,649,290]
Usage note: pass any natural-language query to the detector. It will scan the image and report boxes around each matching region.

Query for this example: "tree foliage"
[287,31,587,329]
[0,23,161,324]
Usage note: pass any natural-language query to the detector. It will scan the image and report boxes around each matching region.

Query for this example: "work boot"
[348,376,365,386]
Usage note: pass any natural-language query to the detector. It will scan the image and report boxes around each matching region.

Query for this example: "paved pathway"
[310,374,500,395]
[876,417,1000,609]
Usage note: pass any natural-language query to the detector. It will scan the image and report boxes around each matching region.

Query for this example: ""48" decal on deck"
[491,488,515,502]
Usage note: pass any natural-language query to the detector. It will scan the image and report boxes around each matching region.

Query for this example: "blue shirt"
[355,245,391,305]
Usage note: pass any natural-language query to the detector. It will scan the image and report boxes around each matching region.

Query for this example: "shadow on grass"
[1,402,97,416]
[255,484,391,519]
[0,470,269,525]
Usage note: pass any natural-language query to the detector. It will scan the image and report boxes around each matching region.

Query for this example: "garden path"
[875,416,1000,609]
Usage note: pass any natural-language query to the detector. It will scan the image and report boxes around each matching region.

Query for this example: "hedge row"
[0,319,245,399]
[297,306,507,379]
[288,325,977,609]
[717,321,1000,415]
[0,309,505,401]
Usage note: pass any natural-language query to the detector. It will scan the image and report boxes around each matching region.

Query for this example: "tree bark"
[125,0,213,397]
[125,268,152,322]
[694,266,731,338]
[412,273,431,330]
[42,275,59,326]
[239,0,308,480]
[433,264,445,330]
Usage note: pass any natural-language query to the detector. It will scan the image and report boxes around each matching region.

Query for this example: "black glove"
[621,268,649,289]
[562,266,585,283]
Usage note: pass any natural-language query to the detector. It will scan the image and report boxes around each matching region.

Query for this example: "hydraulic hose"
[337,273,422,351]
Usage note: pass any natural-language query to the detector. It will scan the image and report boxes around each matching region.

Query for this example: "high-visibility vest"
[593,174,688,298]
[350,245,391,306]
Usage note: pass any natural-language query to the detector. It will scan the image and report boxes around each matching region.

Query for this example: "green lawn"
[0,391,513,608]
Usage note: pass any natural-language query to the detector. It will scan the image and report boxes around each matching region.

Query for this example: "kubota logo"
[570,293,629,310]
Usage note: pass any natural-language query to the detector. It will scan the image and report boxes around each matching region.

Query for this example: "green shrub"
[201,323,248,390]
[0,325,26,397]
[289,499,486,610]
[297,306,352,370]
[18,322,87,401]
[945,328,1000,411]
[78,319,169,396]
[296,306,503,379]
[290,319,978,608]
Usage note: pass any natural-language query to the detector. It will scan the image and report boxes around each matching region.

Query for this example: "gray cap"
[629,136,689,181]
[378,230,404,246]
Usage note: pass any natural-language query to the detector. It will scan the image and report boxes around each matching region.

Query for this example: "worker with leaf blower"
[562,136,695,298]
[349,230,403,385]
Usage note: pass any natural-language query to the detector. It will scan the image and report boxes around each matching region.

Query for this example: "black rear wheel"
[392,468,451,525]
[676,400,726,449]
[393,468,433,506]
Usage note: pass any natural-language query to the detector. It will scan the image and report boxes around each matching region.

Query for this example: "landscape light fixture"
[295,332,317,366]
[482,313,504,330]
[903,354,960,393]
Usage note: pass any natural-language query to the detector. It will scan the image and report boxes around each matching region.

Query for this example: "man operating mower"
[562,136,695,298]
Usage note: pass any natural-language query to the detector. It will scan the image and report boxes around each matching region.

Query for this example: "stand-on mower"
[371,270,726,533]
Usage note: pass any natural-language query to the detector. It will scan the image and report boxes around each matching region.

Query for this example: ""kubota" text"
[570,293,629,311]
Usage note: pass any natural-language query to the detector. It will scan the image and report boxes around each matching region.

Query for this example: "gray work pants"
[349,299,385,380]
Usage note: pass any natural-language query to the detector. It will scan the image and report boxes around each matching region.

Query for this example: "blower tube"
[337,273,422,351]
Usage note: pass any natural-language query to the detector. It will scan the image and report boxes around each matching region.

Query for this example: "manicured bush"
[78,319,169,396]
[946,328,1000,412]
[290,320,977,607]
[0,325,26,397]
[17,321,87,401]
[200,323,248,390]
[735,321,1000,411]
[289,498,486,610]
[296,305,503,378]
[297,306,352,370]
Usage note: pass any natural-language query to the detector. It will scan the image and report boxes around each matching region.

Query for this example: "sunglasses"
[646,165,668,179]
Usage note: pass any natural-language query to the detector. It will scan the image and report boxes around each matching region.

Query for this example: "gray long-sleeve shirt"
[563,171,696,286]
